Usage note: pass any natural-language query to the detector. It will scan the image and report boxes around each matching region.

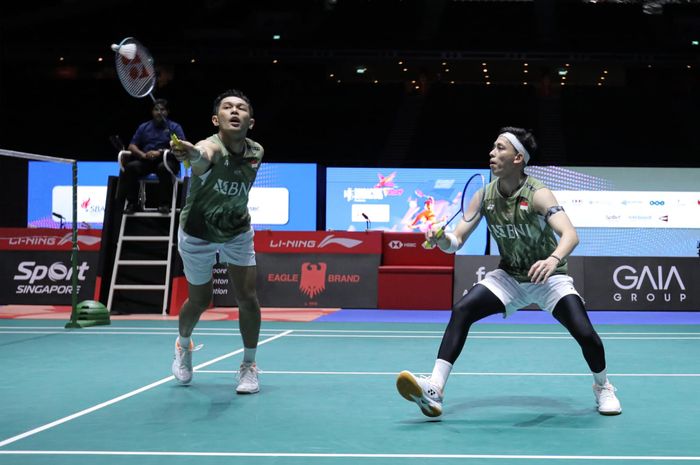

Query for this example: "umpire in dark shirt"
[117,98,186,214]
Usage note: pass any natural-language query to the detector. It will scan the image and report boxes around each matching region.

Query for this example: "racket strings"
[114,39,156,98]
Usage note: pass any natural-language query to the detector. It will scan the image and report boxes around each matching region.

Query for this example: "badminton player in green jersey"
[397,127,622,418]
[169,89,264,394]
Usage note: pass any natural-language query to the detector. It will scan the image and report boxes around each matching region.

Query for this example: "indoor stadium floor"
[1,310,699,465]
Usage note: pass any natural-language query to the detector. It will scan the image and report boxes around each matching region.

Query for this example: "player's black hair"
[213,89,254,116]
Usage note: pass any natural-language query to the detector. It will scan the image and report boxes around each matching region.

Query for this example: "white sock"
[243,347,257,364]
[593,368,608,386]
[178,336,191,350]
[430,359,453,391]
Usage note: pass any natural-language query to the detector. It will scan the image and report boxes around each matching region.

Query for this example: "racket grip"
[422,227,445,249]
[170,134,190,168]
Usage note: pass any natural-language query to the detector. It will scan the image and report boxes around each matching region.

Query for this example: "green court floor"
[1,319,699,464]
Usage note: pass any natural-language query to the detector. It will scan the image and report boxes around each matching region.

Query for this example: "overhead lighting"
[356,66,367,74]
[557,68,568,76]
[272,34,281,40]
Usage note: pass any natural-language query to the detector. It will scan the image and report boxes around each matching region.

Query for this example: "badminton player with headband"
[399,126,622,418]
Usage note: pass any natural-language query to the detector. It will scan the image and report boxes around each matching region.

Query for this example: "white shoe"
[171,338,202,385]
[396,370,443,418]
[593,382,622,415]
[236,362,260,394]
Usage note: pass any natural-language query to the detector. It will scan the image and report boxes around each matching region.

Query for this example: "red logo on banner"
[299,262,327,298]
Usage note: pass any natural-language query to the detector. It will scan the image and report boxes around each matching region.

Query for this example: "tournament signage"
[583,257,698,311]
[213,231,382,307]
[0,228,101,304]
[454,255,697,311]
[453,256,502,304]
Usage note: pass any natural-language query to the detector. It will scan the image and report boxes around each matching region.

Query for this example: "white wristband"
[438,232,461,254]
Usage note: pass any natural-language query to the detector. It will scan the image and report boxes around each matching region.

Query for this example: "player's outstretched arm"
[170,139,219,176]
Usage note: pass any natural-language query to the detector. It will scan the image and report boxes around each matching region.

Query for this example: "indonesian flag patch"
[519,200,529,211]
[245,157,261,169]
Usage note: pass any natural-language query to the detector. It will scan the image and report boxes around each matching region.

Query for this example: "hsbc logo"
[388,240,417,249]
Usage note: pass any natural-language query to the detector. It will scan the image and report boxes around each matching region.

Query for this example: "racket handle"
[170,134,190,168]
[421,227,446,249]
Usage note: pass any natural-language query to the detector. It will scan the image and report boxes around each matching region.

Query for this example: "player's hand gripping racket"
[423,173,486,249]
[170,134,191,168]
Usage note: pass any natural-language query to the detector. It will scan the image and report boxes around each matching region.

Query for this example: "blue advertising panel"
[490,166,700,257]
[326,167,491,255]
[28,162,317,231]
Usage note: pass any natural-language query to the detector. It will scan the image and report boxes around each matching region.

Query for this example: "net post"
[65,161,81,329]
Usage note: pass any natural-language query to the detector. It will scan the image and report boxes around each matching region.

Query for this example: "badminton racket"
[111,37,183,175]
[111,36,174,127]
[111,37,157,102]
[423,173,486,249]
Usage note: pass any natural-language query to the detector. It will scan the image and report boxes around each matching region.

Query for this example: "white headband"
[500,132,530,165]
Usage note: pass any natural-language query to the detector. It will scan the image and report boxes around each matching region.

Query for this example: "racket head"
[459,173,486,222]
[113,37,156,98]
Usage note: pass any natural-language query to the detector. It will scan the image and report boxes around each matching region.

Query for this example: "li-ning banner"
[212,230,382,308]
[454,255,697,311]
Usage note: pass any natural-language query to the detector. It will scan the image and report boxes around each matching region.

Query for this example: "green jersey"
[180,135,264,242]
[481,176,567,282]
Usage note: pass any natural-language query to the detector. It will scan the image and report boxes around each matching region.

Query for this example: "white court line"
[276,334,700,340]
[0,330,293,448]
[197,370,700,377]
[3,325,700,336]
[0,450,699,461]
[2,330,700,340]
[0,331,281,337]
